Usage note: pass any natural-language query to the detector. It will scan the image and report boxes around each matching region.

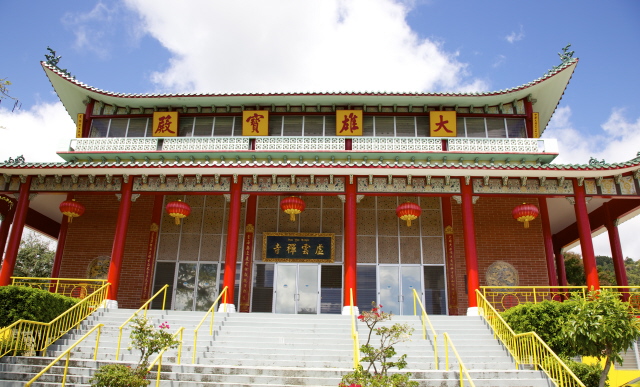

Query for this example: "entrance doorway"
[274,264,319,314]
[378,265,423,315]
[152,262,221,311]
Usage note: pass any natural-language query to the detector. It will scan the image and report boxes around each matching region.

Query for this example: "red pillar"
[539,198,558,286]
[343,179,357,313]
[106,179,134,302]
[0,196,17,263]
[554,246,568,286]
[603,202,628,287]
[572,181,599,290]
[221,178,242,312]
[0,176,32,286]
[461,182,479,312]
[51,194,73,278]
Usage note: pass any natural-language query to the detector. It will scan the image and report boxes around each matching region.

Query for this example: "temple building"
[0,56,639,316]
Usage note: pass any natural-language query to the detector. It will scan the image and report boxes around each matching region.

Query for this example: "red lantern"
[280,196,306,221]
[512,203,539,228]
[166,200,191,225]
[396,202,422,227]
[59,199,85,223]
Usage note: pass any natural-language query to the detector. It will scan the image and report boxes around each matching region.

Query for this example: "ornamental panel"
[162,137,250,151]
[357,177,461,193]
[447,138,538,153]
[620,176,637,195]
[242,176,346,192]
[133,176,231,192]
[600,179,617,195]
[30,176,121,192]
[472,178,574,195]
[352,137,442,151]
[254,137,345,151]
[584,179,598,195]
[73,138,158,152]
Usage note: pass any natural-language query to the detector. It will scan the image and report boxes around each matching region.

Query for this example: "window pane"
[214,117,234,136]
[362,116,374,137]
[395,117,415,137]
[356,265,377,311]
[324,115,337,136]
[374,116,394,136]
[416,116,429,137]
[283,116,303,136]
[423,266,446,315]
[303,116,324,136]
[107,119,127,138]
[269,116,283,136]
[486,118,507,138]
[506,118,527,138]
[151,262,176,309]
[193,117,214,136]
[465,118,486,137]
[127,118,148,137]
[455,117,465,137]
[179,117,194,137]
[321,265,342,314]
[251,264,274,312]
[89,118,109,138]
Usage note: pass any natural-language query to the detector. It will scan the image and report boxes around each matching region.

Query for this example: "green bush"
[0,286,79,327]
[563,358,607,387]
[90,364,149,387]
[501,300,575,357]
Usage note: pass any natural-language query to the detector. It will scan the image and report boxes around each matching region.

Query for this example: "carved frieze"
[472,178,573,195]
[357,177,461,193]
[242,176,346,192]
[133,176,231,192]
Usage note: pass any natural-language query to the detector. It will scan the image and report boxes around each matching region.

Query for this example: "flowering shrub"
[340,302,418,387]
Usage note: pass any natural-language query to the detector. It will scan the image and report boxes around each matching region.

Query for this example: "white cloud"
[505,25,524,44]
[545,106,640,260]
[0,102,74,163]
[123,0,487,94]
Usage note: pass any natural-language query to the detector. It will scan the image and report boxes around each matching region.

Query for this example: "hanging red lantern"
[512,203,539,228]
[396,202,422,227]
[280,196,306,221]
[166,200,191,225]
[59,199,85,223]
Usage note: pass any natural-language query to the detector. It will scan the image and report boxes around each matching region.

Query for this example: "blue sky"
[1,0,639,259]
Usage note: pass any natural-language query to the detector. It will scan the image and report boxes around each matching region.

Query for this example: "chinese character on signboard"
[76,113,84,138]
[152,112,179,137]
[242,110,269,136]
[429,111,456,137]
[336,110,363,136]
[532,112,540,138]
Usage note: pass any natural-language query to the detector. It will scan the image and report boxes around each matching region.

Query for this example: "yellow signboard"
[243,111,269,136]
[76,113,84,138]
[532,112,540,138]
[152,111,179,137]
[430,111,456,137]
[336,110,363,136]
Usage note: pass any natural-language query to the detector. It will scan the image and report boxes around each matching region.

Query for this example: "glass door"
[274,264,319,314]
[157,262,220,311]
[378,265,423,315]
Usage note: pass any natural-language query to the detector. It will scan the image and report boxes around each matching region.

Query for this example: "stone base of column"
[218,303,236,313]
[466,307,479,316]
[342,306,360,316]
[105,299,118,309]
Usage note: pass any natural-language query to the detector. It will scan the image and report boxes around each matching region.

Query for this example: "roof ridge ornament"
[588,157,606,165]
[44,47,74,79]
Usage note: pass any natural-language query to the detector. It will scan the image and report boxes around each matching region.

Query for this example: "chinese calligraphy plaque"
[242,110,269,136]
[335,110,363,136]
[263,232,335,263]
[429,111,456,137]
[152,111,179,137]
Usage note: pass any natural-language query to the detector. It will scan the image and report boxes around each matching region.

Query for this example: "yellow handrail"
[0,283,110,359]
[192,286,228,364]
[412,288,438,370]
[12,277,108,299]
[25,324,103,387]
[116,284,169,360]
[443,332,476,387]
[349,288,360,368]
[148,327,184,387]
[476,290,586,387]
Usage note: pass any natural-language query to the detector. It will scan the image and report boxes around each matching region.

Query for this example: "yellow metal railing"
[148,327,184,387]
[116,284,169,360]
[349,288,360,369]
[0,283,110,358]
[192,286,228,363]
[12,277,108,299]
[476,290,585,387]
[412,289,438,370]
[24,324,103,387]
[443,332,476,387]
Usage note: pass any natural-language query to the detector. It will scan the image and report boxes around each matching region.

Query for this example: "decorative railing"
[255,137,344,151]
[448,138,541,153]
[24,324,103,386]
[192,286,228,363]
[412,289,439,369]
[12,277,108,299]
[0,283,109,358]
[443,332,476,387]
[163,137,250,151]
[476,290,585,387]
[349,288,360,369]
[148,327,184,387]
[71,137,158,152]
[352,137,442,151]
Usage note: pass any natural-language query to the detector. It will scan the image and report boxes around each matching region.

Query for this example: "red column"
[461,182,479,312]
[538,198,558,286]
[0,176,32,286]
[0,196,17,263]
[554,246,568,286]
[51,193,72,279]
[572,181,599,290]
[603,202,628,287]
[106,179,134,302]
[343,179,357,313]
[221,178,242,312]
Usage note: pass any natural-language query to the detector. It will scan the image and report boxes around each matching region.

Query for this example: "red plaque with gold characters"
[429,111,456,137]
[242,110,269,136]
[336,110,363,136]
[152,111,179,137]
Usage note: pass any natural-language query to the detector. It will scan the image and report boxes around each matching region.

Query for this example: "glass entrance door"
[274,264,319,314]
[173,262,220,311]
[379,265,422,315]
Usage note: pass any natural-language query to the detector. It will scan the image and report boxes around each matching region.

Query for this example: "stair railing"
[116,284,169,360]
[476,290,586,387]
[24,323,104,387]
[12,276,108,299]
[0,282,110,359]
[412,288,438,369]
[148,327,184,387]
[443,332,476,387]
[349,288,360,368]
[192,286,228,363]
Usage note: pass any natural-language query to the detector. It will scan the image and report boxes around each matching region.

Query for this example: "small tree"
[14,232,55,278]
[561,290,640,387]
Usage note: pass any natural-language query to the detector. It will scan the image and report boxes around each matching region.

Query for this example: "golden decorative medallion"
[486,261,518,287]
[87,256,111,279]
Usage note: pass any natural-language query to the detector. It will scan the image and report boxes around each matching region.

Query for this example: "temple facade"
[0,57,639,315]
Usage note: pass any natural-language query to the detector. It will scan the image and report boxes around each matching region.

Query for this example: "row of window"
[89,115,527,139]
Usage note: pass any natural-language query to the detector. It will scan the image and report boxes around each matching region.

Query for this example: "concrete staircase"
[0,309,554,386]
